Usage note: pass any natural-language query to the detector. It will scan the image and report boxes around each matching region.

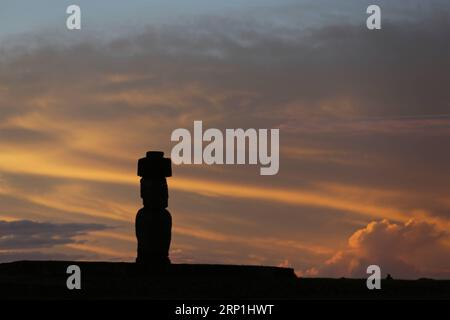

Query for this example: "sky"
[1,1,450,279]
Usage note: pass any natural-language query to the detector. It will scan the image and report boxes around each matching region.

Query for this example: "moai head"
[137,151,172,209]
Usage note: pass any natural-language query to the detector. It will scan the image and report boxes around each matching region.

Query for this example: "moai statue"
[135,151,172,266]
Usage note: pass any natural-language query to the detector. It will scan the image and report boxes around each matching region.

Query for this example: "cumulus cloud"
[310,219,450,279]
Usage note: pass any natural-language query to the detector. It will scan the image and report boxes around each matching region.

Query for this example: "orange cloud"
[308,219,450,279]
[0,151,411,222]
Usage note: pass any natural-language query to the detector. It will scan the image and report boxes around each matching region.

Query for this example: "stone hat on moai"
[138,151,172,178]
[138,151,172,208]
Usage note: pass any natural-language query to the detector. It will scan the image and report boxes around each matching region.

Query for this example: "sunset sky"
[1,0,450,279]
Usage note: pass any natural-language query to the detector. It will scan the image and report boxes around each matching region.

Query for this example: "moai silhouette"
[135,151,172,266]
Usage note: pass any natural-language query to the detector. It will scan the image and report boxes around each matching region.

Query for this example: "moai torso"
[135,151,172,266]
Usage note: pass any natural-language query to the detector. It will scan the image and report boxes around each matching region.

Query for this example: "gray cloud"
[0,220,109,249]
[0,127,59,145]
[2,11,450,123]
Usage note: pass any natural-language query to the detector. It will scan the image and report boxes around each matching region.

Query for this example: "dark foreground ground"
[0,261,449,299]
